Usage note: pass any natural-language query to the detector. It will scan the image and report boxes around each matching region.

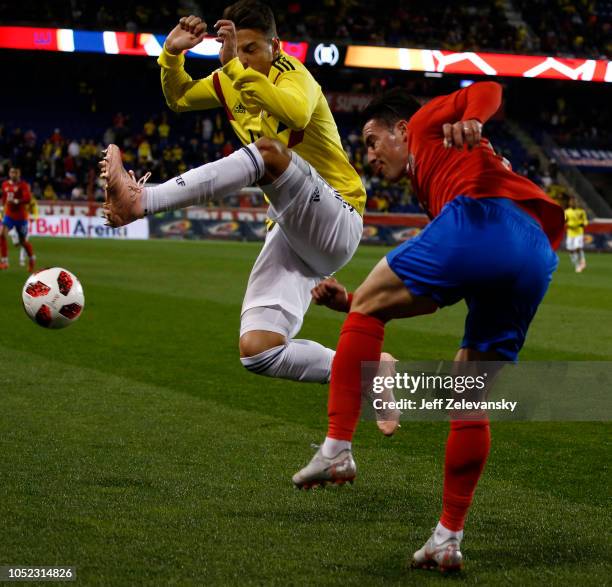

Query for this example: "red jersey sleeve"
[409,82,502,138]
[461,82,502,123]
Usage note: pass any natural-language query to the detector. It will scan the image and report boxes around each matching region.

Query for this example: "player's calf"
[240,332,335,383]
[0,231,8,268]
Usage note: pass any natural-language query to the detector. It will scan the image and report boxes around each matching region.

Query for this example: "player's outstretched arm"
[311,278,352,313]
[158,15,221,113]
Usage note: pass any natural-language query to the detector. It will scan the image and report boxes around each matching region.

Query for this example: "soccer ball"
[22,267,85,329]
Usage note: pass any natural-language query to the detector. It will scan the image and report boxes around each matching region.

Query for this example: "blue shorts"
[3,216,29,238]
[386,196,558,361]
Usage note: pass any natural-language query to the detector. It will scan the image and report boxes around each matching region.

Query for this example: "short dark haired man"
[100,2,404,412]
[292,82,565,571]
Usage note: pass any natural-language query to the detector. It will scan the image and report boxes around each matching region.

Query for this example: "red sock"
[440,419,491,531]
[0,234,7,258]
[327,312,385,441]
[24,241,34,258]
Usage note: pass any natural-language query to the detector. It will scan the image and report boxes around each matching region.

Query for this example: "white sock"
[578,250,585,265]
[569,251,578,267]
[321,437,351,458]
[143,144,264,214]
[434,521,463,545]
[240,340,334,383]
[20,247,26,264]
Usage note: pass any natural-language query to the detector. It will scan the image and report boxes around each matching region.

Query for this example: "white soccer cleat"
[292,447,356,489]
[364,352,401,437]
[411,531,463,573]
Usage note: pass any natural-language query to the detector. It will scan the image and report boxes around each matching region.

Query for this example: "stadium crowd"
[0,111,421,212]
[1,0,609,58]
[0,104,571,214]
[515,0,611,59]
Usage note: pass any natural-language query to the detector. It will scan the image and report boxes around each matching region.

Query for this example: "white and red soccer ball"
[22,267,85,329]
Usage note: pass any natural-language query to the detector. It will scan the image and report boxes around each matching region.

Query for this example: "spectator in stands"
[138,139,153,163]
[68,139,81,158]
[42,182,57,200]
[221,140,234,158]
[202,117,213,142]
[50,128,63,146]
[144,117,156,138]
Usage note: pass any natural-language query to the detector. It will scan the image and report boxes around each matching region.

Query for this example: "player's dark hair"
[361,88,422,128]
[223,0,277,38]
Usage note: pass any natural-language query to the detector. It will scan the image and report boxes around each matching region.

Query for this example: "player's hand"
[311,278,350,313]
[165,15,207,55]
[442,119,482,150]
[214,19,238,65]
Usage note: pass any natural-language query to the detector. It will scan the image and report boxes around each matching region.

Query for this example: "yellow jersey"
[28,196,39,219]
[158,48,366,215]
[564,206,588,237]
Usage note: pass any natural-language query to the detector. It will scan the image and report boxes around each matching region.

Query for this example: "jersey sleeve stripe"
[280,57,295,71]
[272,62,288,74]
[241,146,263,179]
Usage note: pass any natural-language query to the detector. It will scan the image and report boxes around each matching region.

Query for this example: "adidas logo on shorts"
[310,187,320,202]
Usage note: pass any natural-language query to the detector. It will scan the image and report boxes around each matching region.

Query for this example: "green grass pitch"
[1,237,610,585]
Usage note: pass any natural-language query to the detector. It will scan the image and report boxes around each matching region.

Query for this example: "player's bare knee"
[255,137,290,177]
[239,330,286,359]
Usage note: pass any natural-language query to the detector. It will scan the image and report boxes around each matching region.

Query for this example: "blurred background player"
[564,195,588,272]
[17,195,38,267]
[101,1,370,387]
[292,83,564,571]
[1,167,36,272]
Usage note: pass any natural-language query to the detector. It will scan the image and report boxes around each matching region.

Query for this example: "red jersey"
[1,179,32,221]
[407,81,564,249]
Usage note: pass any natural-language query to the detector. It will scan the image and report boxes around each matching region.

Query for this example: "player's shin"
[440,419,491,533]
[0,233,7,262]
[569,250,579,267]
[240,339,334,383]
[142,144,264,215]
[23,240,34,259]
[323,312,385,457]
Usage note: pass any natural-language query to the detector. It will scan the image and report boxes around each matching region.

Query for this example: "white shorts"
[566,234,584,250]
[240,151,363,338]
[8,227,20,245]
